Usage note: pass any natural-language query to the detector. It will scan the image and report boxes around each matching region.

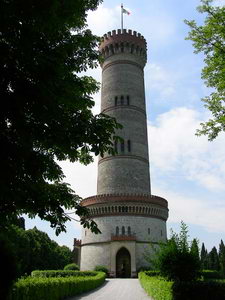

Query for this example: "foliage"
[94,265,109,276]
[144,270,160,277]
[0,237,17,300]
[139,272,173,300]
[200,270,222,280]
[219,240,225,276]
[1,225,74,277]
[149,222,201,281]
[31,270,96,278]
[200,243,209,269]
[208,246,220,271]
[0,0,121,234]
[139,272,225,300]
[185,0,225,141]
[9,272,106,300]
[64,263,79,271]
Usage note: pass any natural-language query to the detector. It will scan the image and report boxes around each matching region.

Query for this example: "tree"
[0,0,121,234]
[219,240,225,276]
[185,0,225,141]
[200,242,209,269]
[208,246,220,271]
[190,238,200,262]
[150,222,201,281]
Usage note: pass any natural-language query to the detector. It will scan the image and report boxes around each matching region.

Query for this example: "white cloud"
[149,107,225,191]
[87,4,119,36]
[155,187,225,234]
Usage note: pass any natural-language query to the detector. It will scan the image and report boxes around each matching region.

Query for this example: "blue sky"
[25,0,225,252]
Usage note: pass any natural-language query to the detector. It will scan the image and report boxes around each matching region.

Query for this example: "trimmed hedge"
[64,263,79,271]
[144,270,160,277]
[139,272,173,300]
[94,265,109,276]
[9,272,105,300]
[200,270,222,280]
[139,272,225,300]
[31,270,97,278]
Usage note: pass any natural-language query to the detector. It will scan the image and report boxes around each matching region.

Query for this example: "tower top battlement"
[99,29,147,64]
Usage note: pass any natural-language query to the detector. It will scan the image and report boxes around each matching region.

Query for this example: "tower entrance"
[116,247,131,278]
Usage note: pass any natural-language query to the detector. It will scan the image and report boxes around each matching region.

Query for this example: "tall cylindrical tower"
[80,29,168,277]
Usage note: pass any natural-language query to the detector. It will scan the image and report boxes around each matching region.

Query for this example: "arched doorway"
[116,247,131,278]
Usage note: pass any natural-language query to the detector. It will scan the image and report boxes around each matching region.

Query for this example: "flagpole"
[121,3,123,31]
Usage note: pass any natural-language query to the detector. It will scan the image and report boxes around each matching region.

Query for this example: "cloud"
[155,187,225,234]
[87,4,119,36]
[149,107,225,191]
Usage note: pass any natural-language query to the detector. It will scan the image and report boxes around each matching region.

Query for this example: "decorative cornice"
[101,104,146,116]
[81,240,160,247]
[98,155,149,165]
[81,194,168,208]
[102,60,143,72]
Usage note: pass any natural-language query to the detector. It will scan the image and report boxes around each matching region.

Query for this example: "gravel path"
[68,278,152,300]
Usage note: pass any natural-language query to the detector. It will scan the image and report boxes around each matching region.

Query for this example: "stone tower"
[80,29,169,277]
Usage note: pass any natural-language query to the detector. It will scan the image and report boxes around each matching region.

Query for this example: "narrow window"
[128,226,131,235]
[85,230,87,236]
[116,226,119,236]
[161,230,163,236]
[115,96,118,106]
[114,141,117,152]
[127,140,131,152]
[121,141,124,152]
[121,95,124,105]
[127,95,130,105]
[148,228,150,235]
[122,226,125,235]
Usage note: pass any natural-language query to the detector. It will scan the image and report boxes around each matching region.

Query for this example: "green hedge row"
[139,272,225,300]
[9,272,105,300]
[139,272,173,300]
[31,270,97,278]
[200,270,222,280]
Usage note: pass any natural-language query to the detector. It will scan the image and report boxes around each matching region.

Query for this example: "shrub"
[64,263,79,271]
[139,271,173,300]
[200,270,222,280]
[139,271,225,300]
[144,270,160,277]
[94,265,109,276]
[9,272,106,300]
[31,270,97,278]
[149,222,201,282]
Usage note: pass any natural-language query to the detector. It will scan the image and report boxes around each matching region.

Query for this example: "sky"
[25,0,225,252]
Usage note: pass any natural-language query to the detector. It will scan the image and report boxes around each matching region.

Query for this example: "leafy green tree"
[150,222,201,282]
[208,246,220,271]
[190,238,200,262]
[0,0,121,234]
[219,240,225,276]
[200,242,209,269]
[185,0,225,141]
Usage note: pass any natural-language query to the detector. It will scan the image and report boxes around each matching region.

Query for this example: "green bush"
[9,272,105,300]
[139,272,225,300]
[94,265,109,276]
[144,270,160,277]
[31,270,97,278]
[172,280,225,300]
[139,272,173,300]
[150,222,201,282]
[200,270,222,280]
[64,263,79,271]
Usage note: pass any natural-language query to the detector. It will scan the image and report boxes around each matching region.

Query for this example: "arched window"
[121,95,124,105]
[127,95,130,105]
[115,96,118,106]
[121,141,124,152]
[122,226,125,235]
[161,230,163,236]
[148,228,150,235]
[128,226,131,235]
[116,226,119,236]
[127,140,131,152]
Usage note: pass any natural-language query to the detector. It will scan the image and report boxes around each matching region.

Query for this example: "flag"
[122,7,130,15]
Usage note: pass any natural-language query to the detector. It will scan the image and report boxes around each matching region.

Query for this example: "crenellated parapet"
[99,29,147,65]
